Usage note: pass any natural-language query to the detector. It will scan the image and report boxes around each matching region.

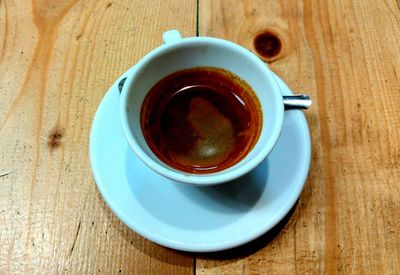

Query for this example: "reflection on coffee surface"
[141,67,262,173]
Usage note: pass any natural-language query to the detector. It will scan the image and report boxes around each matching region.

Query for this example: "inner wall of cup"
[126,40,281,174]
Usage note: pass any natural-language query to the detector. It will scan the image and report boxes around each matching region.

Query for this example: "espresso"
[140,67,262,174]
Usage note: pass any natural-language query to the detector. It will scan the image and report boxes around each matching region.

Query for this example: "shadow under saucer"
[193,200,298,259]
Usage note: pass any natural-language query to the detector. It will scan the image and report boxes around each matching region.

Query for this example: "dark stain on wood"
[253,30,282,62]
[48,126,64,151]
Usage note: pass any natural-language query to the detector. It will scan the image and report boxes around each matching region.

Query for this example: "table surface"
[1,0,399,274]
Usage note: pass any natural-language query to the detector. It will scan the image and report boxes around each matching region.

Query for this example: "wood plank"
[0,0,196,273]
[198,0,400,273]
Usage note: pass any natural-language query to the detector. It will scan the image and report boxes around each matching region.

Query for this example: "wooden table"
[1,0,399,273]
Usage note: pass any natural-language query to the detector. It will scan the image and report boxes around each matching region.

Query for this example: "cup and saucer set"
[89,30,311,252]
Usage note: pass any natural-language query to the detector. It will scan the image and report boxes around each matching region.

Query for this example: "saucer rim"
[89,72,311,252]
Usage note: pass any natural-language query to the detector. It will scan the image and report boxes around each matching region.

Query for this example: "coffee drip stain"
[47,126,65,151]
[253,30,282,62]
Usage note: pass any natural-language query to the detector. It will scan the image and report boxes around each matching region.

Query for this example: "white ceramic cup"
[118,30,284,186]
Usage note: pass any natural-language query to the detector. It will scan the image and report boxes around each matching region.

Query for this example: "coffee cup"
[117,30,290,186]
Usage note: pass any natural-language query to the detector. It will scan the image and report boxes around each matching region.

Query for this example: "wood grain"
[0,0,196,274]
[198,0,400,274]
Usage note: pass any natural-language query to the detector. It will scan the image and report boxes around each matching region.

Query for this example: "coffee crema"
[140,67,262,174]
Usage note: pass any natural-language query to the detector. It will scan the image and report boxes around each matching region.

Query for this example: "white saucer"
[89,73,311,252]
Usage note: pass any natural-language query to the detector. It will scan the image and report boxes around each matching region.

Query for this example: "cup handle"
[115,65,137,94]
[117,30,182,94]
[162,30,182,44]
[117,75,127,94]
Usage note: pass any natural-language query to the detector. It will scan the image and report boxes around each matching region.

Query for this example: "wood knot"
[253,30,282,62]
[48,127,64,151]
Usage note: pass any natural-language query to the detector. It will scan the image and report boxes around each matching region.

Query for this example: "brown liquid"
[140,67,262,174]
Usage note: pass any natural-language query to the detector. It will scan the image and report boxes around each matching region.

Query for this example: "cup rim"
[119,36,284,186]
